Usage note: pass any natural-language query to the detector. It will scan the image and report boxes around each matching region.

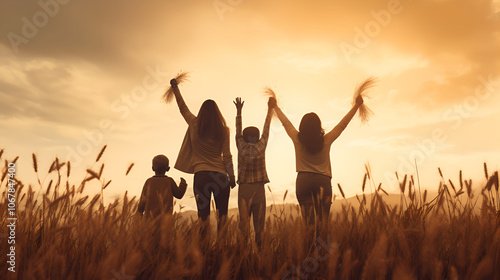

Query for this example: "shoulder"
[166,176,175,183]
[236,138,247,149]
[158,176,174,183]
[188,117,199,127]
[142,178,153,191]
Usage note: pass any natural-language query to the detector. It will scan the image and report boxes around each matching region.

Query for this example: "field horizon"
[1,150,499,279]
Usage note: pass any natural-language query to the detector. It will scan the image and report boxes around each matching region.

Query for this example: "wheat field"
[0,147,499,280]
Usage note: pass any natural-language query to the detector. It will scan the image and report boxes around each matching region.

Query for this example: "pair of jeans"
[238,182,266,246]
[193,171,231,223]
[296,172,332,227]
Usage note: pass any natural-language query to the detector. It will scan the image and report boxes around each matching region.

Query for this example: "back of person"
[238,148,266,178]
[270,95,364,232]
[236,139,269,184]
[170,79,235,236]
[141,176,175,218]
[187,119,227,173]
[294,141,333,177]
[234,97,272,247]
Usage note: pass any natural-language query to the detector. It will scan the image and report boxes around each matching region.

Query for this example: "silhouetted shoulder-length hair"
[298,113,325,154]
[197,99,228,144]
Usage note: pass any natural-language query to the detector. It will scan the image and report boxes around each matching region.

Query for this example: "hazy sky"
[1,0,499,211]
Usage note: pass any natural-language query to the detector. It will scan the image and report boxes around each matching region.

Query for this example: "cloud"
[0,0,208,69]
[1,0,499,208]
[0,56,107,126]
[245,0,500,107]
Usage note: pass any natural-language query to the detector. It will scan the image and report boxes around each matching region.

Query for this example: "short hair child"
[234,97,274,247]
[243,126,260,143]
[137,155,187,219]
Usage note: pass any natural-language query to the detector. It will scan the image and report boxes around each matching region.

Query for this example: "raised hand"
[170,78,178,87]
[355,95,364,106]
[180,177,187,186]
[268,97,277,109]
[233,97,244,113]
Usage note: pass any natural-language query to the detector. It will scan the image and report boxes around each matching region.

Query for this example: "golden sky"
[1,0,499,211]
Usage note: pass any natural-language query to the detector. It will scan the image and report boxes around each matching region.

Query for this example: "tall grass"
[0,148,499,279]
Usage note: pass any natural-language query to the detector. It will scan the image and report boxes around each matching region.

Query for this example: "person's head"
[152,155,170,175]
[298,113,325,154]
[243,126,260,143]
[197,99,227,143]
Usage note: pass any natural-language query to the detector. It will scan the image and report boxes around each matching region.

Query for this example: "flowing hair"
[197,99,227,144]
[298,113,325,154]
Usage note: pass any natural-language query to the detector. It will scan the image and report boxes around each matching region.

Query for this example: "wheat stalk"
[263,86,280,119]
[263,86,277,101]
[125,163,134,176]
[352,77,377,124]
[162,72,190,103]
[32,153,38,173]
[96,145,107,162]
[5,149,500,279]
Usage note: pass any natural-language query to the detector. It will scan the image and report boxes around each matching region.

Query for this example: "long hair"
[298,113,325,154]
[197,99,227,144]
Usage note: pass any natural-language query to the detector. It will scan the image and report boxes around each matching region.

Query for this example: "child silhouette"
[234,97,273,247]
[137,155,187,219]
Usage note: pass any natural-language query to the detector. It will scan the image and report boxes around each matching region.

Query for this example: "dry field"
[0,147,499,279]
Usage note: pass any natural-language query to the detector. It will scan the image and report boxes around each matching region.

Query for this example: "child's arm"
[259,98,273,147]
[325,95,363,144]
[269,98,298,141]
[171,79,196,125]
[248,98,274,156]
[172,178,188,199]
[234,97,245,148]
[137,180,149,216]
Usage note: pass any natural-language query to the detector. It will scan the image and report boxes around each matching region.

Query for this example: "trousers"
[295,171,332,226]
[238,182,266,246]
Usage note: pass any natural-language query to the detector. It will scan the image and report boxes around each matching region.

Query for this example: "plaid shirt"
[235,109,272,184]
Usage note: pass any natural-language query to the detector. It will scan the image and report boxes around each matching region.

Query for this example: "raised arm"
[172,177,187,199]
[326,95,364,143]
[269,98,298,141]
[234,97,244,144]
[170,79,196,125]
[259,98,273,146]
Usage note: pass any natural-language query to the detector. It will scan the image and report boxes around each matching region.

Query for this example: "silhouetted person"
[170,78,236,237]
[269,95,364,233]
[137,155,187,219]
[234,97,273,247]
